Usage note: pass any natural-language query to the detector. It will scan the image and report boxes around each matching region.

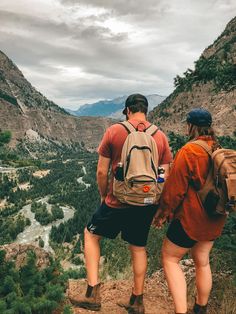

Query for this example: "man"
[69,94,172,313]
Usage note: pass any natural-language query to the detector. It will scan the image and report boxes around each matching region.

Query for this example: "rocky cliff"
[0,51,113,151]
[149,17,236,136]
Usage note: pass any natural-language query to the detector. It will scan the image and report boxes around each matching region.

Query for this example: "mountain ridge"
[149,16,236,136]
[66,94,166,119]
[0,50,114,151]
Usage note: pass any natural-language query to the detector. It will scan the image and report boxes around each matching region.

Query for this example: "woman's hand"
[100,196,106,204]
[152,209,168,229]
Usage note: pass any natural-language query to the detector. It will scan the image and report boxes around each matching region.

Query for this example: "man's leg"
[84,227,102,286]
[69,228,102,310]
[117,245,146,314]
[117,205,156,313]
[129,245,147,295]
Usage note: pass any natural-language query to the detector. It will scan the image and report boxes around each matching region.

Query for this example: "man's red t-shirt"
[98,119,173,208]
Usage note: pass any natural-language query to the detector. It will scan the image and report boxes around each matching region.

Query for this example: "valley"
[0,14,235,314]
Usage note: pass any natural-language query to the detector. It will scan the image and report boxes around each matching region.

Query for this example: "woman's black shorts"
[166,219,197,248]
[87,201,157,247]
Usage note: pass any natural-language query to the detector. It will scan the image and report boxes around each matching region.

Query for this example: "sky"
[0,1,235,110]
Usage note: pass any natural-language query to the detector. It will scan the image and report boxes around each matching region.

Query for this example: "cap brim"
[122,108,127,115]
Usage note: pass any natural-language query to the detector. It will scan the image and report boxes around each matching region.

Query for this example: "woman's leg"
[162,237,189,313]
[191,241,214,306]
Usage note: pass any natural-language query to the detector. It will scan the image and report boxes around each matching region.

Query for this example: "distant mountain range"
[66,94,166,119]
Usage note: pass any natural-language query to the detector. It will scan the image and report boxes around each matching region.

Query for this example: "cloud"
[0,0,235,109]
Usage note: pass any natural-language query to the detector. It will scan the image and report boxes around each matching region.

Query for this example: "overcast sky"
[0,0,235,110]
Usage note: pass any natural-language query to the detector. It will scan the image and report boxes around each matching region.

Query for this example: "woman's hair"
[188,123,220,148]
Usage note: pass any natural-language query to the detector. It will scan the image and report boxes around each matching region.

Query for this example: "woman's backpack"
[193,140,236,217]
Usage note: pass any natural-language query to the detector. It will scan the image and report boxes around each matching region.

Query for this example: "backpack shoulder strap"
[145,124,159,136]
[119,121,158,136]
[192,140,213,156]
[118,121,136,134]
[190,140,213,192]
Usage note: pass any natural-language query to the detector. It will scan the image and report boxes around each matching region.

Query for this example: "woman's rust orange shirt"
[159,136,227,241]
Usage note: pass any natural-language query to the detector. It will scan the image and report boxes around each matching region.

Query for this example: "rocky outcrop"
[149,17,236,136]
[0,243,51,269]
[66,259,225,314]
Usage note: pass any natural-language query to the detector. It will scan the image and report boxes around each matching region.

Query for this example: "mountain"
[66,96,126,117]
[149,17,236,136]
[66,94,166,119]
[0,51,113,151]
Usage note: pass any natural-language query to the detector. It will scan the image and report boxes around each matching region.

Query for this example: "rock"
[0,243,51,269]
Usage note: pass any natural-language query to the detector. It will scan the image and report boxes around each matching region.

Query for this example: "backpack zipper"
[129,179,155,187]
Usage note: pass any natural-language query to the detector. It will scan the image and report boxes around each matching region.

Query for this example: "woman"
[153,108,227,314]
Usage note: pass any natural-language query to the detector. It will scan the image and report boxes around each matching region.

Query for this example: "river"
[16,197,75,254]
[16,163,90,254]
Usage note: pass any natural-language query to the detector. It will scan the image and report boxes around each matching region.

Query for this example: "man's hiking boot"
[193,302,207,314]
[117,293,145,314]
[69,283,101,311]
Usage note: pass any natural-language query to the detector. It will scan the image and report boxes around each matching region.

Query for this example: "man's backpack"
[193,140,236,217]
[113,121,163,206]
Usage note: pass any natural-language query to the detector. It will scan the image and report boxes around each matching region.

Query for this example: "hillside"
[149,16,236,136]
[0,51,113,151]
[68,94,166,119]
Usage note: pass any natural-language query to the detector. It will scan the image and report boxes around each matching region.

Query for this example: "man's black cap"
[123,94,148,115]
[185,108,212,127]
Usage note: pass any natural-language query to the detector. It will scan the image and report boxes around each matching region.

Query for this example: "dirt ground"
[57,260,226,314]
[66,273,176,314]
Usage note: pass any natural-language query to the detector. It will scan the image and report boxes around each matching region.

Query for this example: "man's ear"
[126,108,131,120]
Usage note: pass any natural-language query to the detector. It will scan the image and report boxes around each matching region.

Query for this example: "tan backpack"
[113,121,163,206]
[193,140,236,217]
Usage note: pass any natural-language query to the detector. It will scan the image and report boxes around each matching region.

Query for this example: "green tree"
[0,130,11,146]
[39,238,45,248]
[51,205,64,220]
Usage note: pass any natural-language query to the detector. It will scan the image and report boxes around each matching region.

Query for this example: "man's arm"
[96,155,111,203]
[160,163,170,179]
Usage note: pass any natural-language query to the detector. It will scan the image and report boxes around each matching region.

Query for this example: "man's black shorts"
[87,202,157,247]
